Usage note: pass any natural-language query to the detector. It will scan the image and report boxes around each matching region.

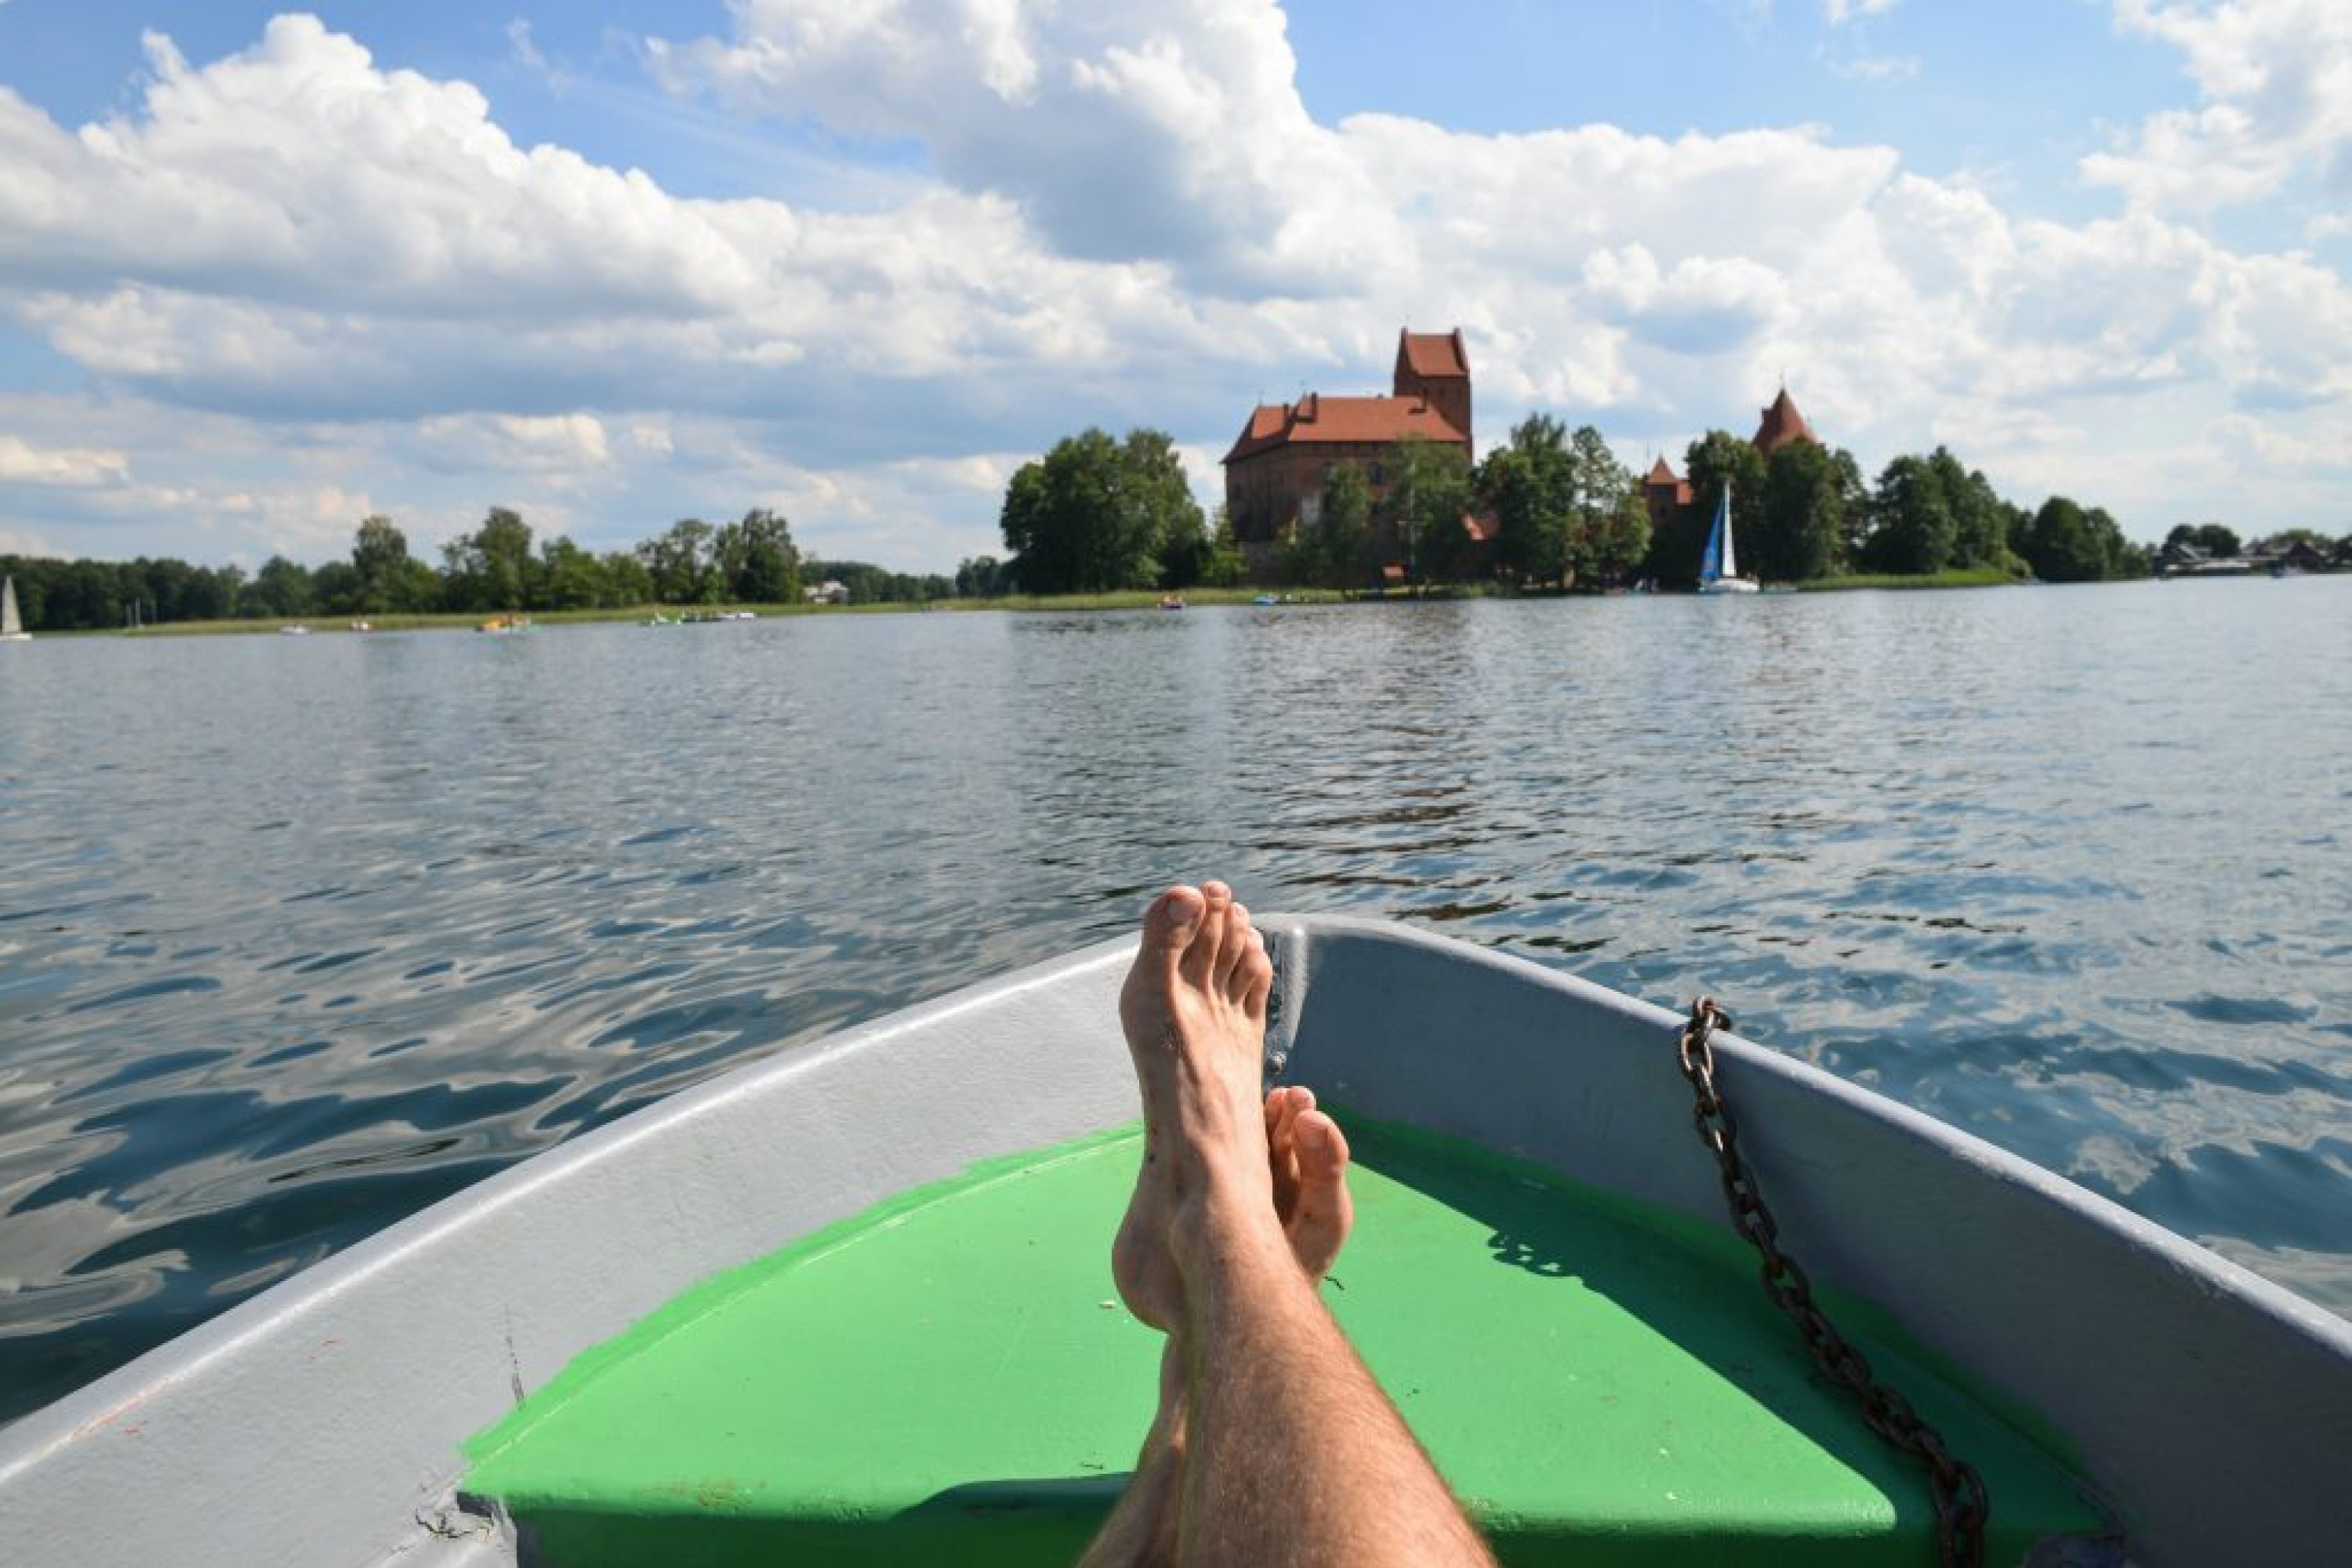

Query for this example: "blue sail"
[1697,487,1728,585]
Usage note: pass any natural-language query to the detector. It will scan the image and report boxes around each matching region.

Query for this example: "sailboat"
[0,575,30,641]
[1696,485,1759,595]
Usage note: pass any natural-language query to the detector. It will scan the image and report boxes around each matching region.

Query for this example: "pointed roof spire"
[1752,386,1817,456]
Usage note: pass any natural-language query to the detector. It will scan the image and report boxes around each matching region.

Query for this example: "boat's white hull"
[2,917,2346,1566]
[1697,578,1761,594]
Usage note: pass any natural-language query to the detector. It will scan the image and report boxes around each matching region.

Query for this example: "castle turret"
[1392,328,1472,443]
[1751,387,1817,458]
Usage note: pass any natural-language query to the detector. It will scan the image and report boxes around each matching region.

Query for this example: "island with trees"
[982,410,2196,599]
[8,330,2347,634]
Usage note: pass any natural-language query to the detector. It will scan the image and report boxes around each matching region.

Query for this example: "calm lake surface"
[2,579,2348,1423]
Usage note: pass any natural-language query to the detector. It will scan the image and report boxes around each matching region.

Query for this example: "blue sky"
[2,1,2347,570]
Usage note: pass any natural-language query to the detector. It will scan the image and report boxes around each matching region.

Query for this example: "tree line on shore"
[1661,430,2154,586]
[1,509,972,633]
[13,438,2332,634]
[992,418,2163,593]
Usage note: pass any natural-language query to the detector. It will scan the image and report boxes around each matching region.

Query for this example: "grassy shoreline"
[1795,568,2018,592]
[92,587,1345,637]
[52,574,2030,637]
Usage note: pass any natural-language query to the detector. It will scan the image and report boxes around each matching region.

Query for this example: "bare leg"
[1082,1084,1353,1567]
[1112,884,1494,1568]
[1076,1339,1190,1568]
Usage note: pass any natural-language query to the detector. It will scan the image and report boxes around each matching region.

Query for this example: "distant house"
[2258,538,2328,573]
[1222,328,1475,576]
[805,579,849,605]
[2156,542,2253,578]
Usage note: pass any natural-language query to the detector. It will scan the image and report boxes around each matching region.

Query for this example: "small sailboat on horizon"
[1,575,30,641]
[1696,485,1759,595]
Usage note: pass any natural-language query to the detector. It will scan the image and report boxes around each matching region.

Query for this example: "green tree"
[441,507,537,611]
[1480,415,1578,587]
[312,560,360,615]
[1862,455,1955,574]
[1127,430,1208,589]
[802,559,925,604]
[2107,514,2152,579]
[600,550,653,606]
[248,554,318,618]
[2020,495,2129,583]
[1382,435,1475,585]
[1283,465,1373,588]
[1831,448,1872,570]
[1196,512,1247,588]
[535,536,607,609]
[349,515,424,612]
[1757,440,1844,582]
[998,464,1054,590]
[1588,488,1652,585]
[1929,448,2007,569]
[2000,499,2037,571]
[1000,427,1201,593]
[639,518,718,604]
[714,508,801,603]
[955,554,1011,597]
[1563,426,1642,585]
[2164,521,2242,558]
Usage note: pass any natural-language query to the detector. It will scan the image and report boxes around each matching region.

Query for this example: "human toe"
[1178,882,1232,983]
[1142,885,1207,955]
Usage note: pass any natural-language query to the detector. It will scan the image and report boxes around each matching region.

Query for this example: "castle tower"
[1392,328,1472,442]
[1751,386,1818,459]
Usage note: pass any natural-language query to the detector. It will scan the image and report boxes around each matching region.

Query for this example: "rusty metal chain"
[1677,997,1991,1568]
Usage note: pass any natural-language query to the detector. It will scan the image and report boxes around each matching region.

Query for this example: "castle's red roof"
[1644,456,1692,506]
[1399,328,1468,380]
[1752,388,1817,456]
[1222,392,1468,464]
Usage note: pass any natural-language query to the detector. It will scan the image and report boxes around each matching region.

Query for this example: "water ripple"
[2,580,2350,1425]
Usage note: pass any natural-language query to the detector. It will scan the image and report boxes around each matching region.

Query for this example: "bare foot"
[1266,1083,1353,1283]
[1114,883,1273,1330]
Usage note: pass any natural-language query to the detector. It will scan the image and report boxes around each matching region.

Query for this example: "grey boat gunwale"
[2,914,2345,1566]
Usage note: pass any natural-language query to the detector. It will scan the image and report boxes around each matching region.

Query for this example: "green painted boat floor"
[463,1120,2105,1566]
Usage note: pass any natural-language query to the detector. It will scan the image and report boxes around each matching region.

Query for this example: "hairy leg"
[1113,883,1493,1568]
[1075,1338,1189,1568]
[1080,1083,1353,1568]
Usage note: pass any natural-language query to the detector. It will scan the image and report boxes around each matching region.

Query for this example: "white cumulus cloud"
[0,434,132,487]
[2085,0,2352,213]
[416,412,615,474]
[0,4,2344,564]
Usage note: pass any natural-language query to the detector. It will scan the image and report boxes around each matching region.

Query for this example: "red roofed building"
[1751,387,1818,459]
[1642,456,1693,538]
[1222,328,1473,550]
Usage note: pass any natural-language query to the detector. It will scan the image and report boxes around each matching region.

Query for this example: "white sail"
[1696,486,1759,595]
[0,575,27,641]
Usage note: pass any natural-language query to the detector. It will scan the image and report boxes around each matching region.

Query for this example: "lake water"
[2,579,2348,1425]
